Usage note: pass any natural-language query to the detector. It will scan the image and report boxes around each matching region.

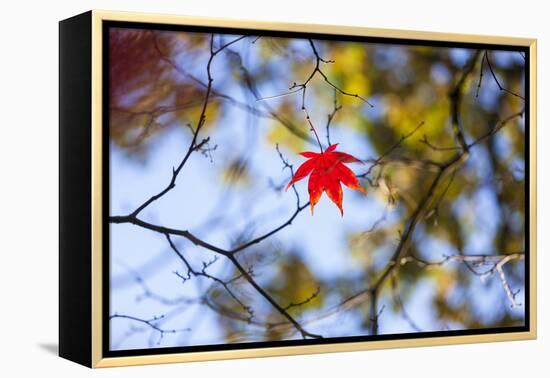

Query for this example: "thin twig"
[128,34,218,218]
[227,254,323,339]
[326,89,342,145]
[276,144,301,207]
[484,51,525,100]
[390,272,423,332]
[166,234,255,321]
[288,39,373,107]
[358,121,426,179]
[284,287,321,311]
[109,314,191,345]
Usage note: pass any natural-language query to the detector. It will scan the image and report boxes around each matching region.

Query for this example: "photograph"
[106,23,528,353]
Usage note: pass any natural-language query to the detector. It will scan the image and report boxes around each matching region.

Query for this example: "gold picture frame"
[59,9,537,368]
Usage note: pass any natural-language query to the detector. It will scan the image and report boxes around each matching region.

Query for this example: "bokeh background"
[108,27,526,351]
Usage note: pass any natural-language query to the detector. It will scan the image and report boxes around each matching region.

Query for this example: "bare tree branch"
[483,51,525,100]
[369,288,381,335]
[166,234,255,321]
[110,35,322,339]
[223,48,315,144]
[390,271,423,332]
[358,121,427,180]
[128,34,218,218]
[325,89,342,146]
[494,258,522,308]
[109,314,191,345]
[258,38,373,148]
[308,51,523,325]
[402,252,524,308]
[297,39,374,107]
[284,286,321,311]
[227,253,323,339]
[449,50,482,151]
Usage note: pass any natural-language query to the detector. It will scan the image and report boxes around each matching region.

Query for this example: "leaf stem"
[303,106,324,152]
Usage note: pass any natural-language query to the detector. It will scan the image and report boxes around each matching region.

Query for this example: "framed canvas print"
[59,10,537,368]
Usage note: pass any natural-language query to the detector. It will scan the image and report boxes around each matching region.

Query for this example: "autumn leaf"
[286,144,366,215]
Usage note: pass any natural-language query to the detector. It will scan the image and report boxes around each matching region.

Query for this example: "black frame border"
[102,20,531,359]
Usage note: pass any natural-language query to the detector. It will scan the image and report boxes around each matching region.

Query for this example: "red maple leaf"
[286,144,366,215]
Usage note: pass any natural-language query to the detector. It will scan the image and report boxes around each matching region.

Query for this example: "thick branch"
[449,50,481,152]
[111,212,319,338]
[373,153,466,291]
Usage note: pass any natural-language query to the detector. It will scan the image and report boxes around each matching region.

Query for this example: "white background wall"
[0,0,546,376]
